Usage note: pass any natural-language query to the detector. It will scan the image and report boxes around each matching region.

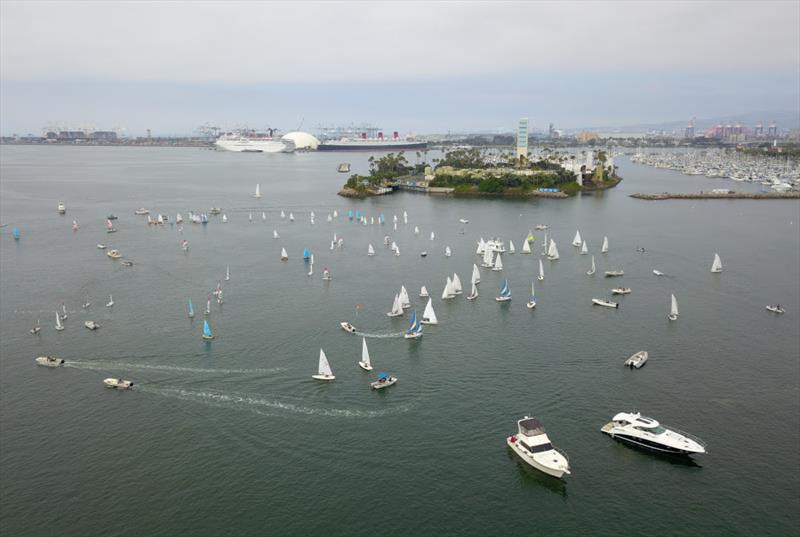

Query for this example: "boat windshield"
[635,425,666,435]
[522,441,553,454]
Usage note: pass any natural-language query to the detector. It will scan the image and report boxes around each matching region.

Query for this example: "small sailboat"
[249,212,253,223]
[72,219,79,231]
[710,253,723,273]
[414,226,420,236]
[587,255,596,275]
[601,236,609,253]
[441,277,456,300]
[420,286,429,298]
[452,273,463,294]
[262,212,267,221]
[289,212,295,222]
[444,246,452,257]
[538,259,545,281]
[541,231,548,255]
[572,230,582,247]
[106,295,114,307]
[12,227,20,240]
[202,319,215,340]
[55,312,64,331]
[280,248,288,261]
[481,247,494,268]
[188,300,195,318]
[421,298,438,325]
[30,319,41,335]
[182,239,189,251]
[273,230,279,239]
[476,238,486,255]
[322,268,331,281]
[254,183,262,198]
[472,264,481,284]
[312,349,335,380]
[303,248,311,260]
[521,239,532,254]
[580,241,588,255]
[403,211,408,224]
[308,261,314,277]
[404,309,423,339]
[386,294,404,317]
[668,294,679,321]
[367,244,375,256]
[358,338,373,371]
[205,298,211,316]
[492,253,504,271]
[225,265,230,281]
[280,210,286,219]
[430,231,435,241]
[508,240,516,254]
[82,295,91,309]
[526,281,537,309]
[399,286,411,308]
[60,303,68,321]
[466,280,478,300]
[222,214,228,223]
[547,239,560,260]
[330,240,336,251]
[496,278,511,302]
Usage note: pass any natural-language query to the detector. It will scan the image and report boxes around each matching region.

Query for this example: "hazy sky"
[1,0,798,135]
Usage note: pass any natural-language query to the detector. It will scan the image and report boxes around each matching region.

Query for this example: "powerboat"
[96,244,106,249]
[534,224,548,230]
[652,270,665,276]
[84,320,99,330]
[104,378,134,390]
[507,417,570,479]
[107,249,122,259]
[611,288,632,295]
[370,372,397,390]
[459,218,469,224]
[420,251,428,257]
[57,202,66,214]
[106,214,118,220]
[592,298,619,308]
[604,270,624,277]
[134,208,149,215]
[340,321,356,334]
[766,304,785,314]
[601,412,706,456]
[624,351,648,369]
[35,356,64,367]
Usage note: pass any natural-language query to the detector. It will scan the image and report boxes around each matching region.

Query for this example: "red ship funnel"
[393,131,399,140]
[378,132,384,140]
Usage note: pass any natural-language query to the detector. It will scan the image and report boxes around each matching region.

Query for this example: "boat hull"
[358,362,373,371]
[507,438,568,479]
[312,374,335,381]
[318,141,428,152]
[371,377,397,389]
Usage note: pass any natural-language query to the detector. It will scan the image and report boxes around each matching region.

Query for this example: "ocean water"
[1,146,798,536]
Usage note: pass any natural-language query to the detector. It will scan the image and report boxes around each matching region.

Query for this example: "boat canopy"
[518,417,546,436]
[377,372,389,380]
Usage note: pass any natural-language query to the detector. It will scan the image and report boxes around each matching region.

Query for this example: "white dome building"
[281,131,320,151]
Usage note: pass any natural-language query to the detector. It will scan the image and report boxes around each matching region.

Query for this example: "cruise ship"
[318,131,427,151]
[215,130,295,153]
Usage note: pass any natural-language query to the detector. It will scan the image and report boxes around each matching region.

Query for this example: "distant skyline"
[1,1,798,135]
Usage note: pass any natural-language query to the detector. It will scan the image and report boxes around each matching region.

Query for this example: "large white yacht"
[601,412,706,456]
[506,417,571,479]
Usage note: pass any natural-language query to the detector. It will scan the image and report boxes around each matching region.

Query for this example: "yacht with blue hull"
[601,412,706,456]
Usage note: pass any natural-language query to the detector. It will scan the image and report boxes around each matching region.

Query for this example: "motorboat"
[534,224,548,230]
[340,321,357,334]
[84,320,99,330]
[134,208,149,215]
[104,378,134,390]
[600,411,706,456]
[653,270,665,276]
[507,416,570,479]
[107,249,122,259]
[97,244,106,249]
[611,288,632,295]
[604,270,624,277]
[30,321,41,335]
[107,214,118,220]
[624,351,648,369]
[592,298,618,308]
[209,207,222,215]
[370,372,397,390]
[57,202,66,214]
[36,356,64,367]
[420,251,428,257]
[766,304,785,314]
[459,218,469,224]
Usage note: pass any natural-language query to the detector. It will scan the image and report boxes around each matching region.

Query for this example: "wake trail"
[65,361,285,375]
[355,331,405,339]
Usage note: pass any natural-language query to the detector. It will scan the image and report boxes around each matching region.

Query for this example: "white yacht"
[35,356,65,368]
[104,378,134,390]
[601,412,706,456]
[507,417,571,479]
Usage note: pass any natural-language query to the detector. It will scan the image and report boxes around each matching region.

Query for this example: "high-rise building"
[516,118,529,160]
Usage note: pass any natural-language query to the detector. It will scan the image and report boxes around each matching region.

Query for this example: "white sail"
[420,285,428,297]
[601,236,609,253]
[542,231,548,255]
[422,298,438,325]
[393,222,398,231]
[55,312,63,330]
[280,247,288,260]
[587,255,596,275]
[468,281,478,299]
[387,294,404,316]
[289,212,294,221]
[452,273,463,294]
[414,226,420,235]
[280,210,285,219]
[391,241,398,252]
[262,212,266,221]
[442,277,454,299]
[254,183,262,198]
[476,238,486,255]
[249,212,253,222]
[472,264,481,284]
[399,286,411,308]
[318,349,333,376]
[333,210,338,218]
[368,244,375,256]
[581,240,588,255]
[711,253,723,273]
[493,253,504,271]
[572,230,582,247]
[361,338,371,368]
[403,211,408,224]
[521,239,531,254]
[509,240,516,254]
[547,239,559,260]
[222,214,228,223]
[670,294,679,317]
[482,247,494,267]
[445,246,452,257]
[106,295,114,307]
[538,259,544,281]
[225,265,230,281]
[273,230,279,239]
[430,231,435,241]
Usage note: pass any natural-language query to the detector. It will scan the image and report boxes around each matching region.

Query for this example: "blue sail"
[406,309,417,333]
[379,213,385,224]
[500,278,510,297]
[188,300,194,316]
[303,248,310,259]
[12,227,20,239]
[348,210,353,220]
[355,209,361,220]
[203,320,213,338]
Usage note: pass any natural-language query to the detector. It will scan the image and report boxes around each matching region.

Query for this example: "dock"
[630,192,799,200]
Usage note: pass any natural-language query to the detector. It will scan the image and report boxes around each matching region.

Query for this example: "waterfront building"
[516,118,529,161]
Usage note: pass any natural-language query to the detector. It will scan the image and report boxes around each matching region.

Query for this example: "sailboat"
[399,286,411,308]
[225,265,230,281]
[188,300,195,318]
[509,240,516,254]
[55,311,64,331]
[280,248,288,260]
[601,236,609,253]
[303,248,311,260]
[441,277,456,300]
[496,278,511,302]
[222,214,228,223]
[580,241,588,255]
[710,253,723,273]
[333,210,339,218]
[308,260,314,277]
[572,230,582,247]
[445,246,452,257]
[30,319,41,335]
[202,319,215,340]
[387,294,404,317]
[262,212,266,221]
[421,298,438,325]
[492,253,504,271]
[322,268,331,281]
[521,239,532,254]
[452,273,463,294]
[547,239,560,260]
[414,226,420,235]
[254,183,262,198]
[106,295,114,307]
[358,338,373,371]
[430,231,435,241]
[60,303,68,321]
[587,255,596,275]
[330,240,336,251]
[668,294,679,321]
[367,244,375,256]
[273,230,279,239]
[312,349,335,380]
[403,211,408,224]
[538,259,545,281]
[82,295,91,309]
[420,286,429,298]
[526,281,537,309]
[467,280,479,300]
[404,309,423,339]
[281,210,286,219]
[476,238,486,255]
[472,264,481,284]
[205,298,211,316]
[289,212,295,222]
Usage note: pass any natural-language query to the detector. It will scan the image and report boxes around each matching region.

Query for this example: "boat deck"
[600,422,614,434]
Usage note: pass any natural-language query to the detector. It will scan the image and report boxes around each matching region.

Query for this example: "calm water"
[1,146,798,536]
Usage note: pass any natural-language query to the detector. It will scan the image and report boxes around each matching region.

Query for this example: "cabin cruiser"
[507,417,570,479]
[340,321,356,334]
[766,304,785,314]
[604,270,624,277]
[601,412,706,456]
[107,249,122,259]
[57,202,66,214]
[104,378,134,390]
[370,372,397,390]
[592,298,619,308]
[624,351,648,369]
[36,356,64,367]
[134,208,149,215]
[611,288,632,295]
[84,320,99,330]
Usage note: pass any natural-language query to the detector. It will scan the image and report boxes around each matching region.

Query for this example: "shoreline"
[630,191,799,200]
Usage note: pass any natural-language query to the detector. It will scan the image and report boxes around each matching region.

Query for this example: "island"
[338,148,621,199]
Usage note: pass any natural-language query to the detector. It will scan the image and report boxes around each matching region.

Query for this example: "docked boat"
[340,321,356,334]
[592,298,618,308]
[358,337,373,371]
[84,320,99,330]
[612,288,632,295]
[604,270,624,277]
[404,309,423,339]
[318,132,427,152]
[710,253,723,273]
[587,255,596,276]
[496,278,511,302]
[370,372,397,390]
[421,298,438,325]
[624,351,648,369]
[36,355,65,367]
[766,304,785,314]
[107,249,122,259]
[600,412,706,456]
[507,417,571,479]
[668,294,679,321]
[104,378,134,390]
[216,131,294,153]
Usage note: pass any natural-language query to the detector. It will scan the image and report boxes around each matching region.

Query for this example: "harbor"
[631,191,800,200]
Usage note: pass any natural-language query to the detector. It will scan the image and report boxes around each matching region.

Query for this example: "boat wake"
[64,361,284,375]
[141,387,413,418]
[355,331,406,339]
